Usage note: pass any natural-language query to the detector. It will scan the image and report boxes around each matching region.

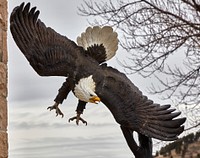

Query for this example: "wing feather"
[10,2,80,77]
[95,66,186,141]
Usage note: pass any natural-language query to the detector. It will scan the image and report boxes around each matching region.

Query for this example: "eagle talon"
[47,102,64,118]
[68,113,87,126]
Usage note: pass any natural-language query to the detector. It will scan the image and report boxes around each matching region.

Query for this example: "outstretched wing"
[134,102,185,141]
[10,2,80,77]
[95,66,186,141]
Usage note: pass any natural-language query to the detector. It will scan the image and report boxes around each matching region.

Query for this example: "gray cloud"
[10,120,117,130]
[9,135,132,158]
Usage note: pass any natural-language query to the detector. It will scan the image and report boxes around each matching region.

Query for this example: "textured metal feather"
[93,65,186,141]
[10,2,80,77]
[77,26,118,63]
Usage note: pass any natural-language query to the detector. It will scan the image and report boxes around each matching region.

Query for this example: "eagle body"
[94,67,138,124]
[10,2,186,157]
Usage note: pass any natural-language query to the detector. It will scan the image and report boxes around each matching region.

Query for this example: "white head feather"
[74,75,98,103]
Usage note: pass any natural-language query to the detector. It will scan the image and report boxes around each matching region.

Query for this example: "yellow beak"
[89,96,101,104]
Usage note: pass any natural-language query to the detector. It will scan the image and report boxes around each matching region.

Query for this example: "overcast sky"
[8,1,185,158]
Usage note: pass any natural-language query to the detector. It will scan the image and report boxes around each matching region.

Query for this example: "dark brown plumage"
[10,2,186,157]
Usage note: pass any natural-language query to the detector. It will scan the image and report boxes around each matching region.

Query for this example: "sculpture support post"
[0,0,8,157]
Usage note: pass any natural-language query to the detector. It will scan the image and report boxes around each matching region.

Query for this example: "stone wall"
[0,0,8,158]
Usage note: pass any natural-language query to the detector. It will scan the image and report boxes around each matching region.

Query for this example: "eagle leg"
[47,102,64,118]
[68,100,87,125]
[68,112,87,125]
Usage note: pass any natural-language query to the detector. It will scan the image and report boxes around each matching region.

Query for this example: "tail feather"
[77,26,118,63]
[85,27,93,47]
[91,26,101,44]
[99,26,118,59]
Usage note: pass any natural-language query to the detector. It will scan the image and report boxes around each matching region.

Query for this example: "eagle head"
[74,75,100,103]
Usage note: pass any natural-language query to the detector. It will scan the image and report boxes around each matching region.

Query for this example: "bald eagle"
[10,3,186,157]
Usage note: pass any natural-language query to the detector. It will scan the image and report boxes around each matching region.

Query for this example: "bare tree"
[79,0,200,130]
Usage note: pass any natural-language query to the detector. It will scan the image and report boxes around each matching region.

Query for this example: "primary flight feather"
[10,2,186,157]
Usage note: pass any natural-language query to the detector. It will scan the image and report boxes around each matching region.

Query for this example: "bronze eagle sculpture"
[10,2,186,158]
